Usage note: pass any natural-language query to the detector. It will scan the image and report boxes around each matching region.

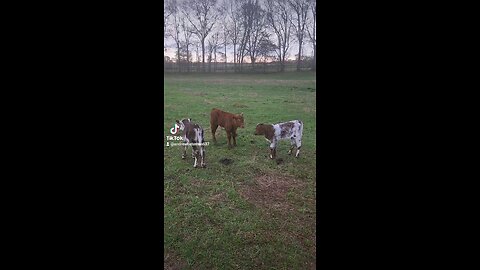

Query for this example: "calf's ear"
[175,120,180,124]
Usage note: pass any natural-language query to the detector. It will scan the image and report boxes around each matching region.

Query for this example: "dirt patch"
[206,192,227,207]
[238,173,316,266]
[203,98,214,104]
[219,158,234,165]
[233,103,248,108]
[164,251,188,270]
[190,178,205,188]
[238,174,305,211]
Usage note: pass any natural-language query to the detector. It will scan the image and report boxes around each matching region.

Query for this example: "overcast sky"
[163,0,315,62]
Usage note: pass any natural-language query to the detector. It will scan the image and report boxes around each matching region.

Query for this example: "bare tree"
[222,24,229,72]
[193,40,201,71]
[164,0,175,50]
[257,35,277,72]
[218,0,230,72]
[247,4,268,70]
[226,0,242,72]
[213,32,219,72]
[237,0,260,71]
[168,0,183,71]
[180,16,194,72]
[266,0,292,72]
[207,31,220,72]
[306,0,316,71]
[182,0,219,72]
[288,0,310,71]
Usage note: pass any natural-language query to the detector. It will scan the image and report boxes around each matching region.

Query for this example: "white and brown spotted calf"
[254,120,303,159]
[176,118,206,168]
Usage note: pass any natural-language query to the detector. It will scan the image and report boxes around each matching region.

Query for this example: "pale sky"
[164,36,314,62]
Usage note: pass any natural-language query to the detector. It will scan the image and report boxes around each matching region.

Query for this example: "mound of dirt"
[219,158,234,165]
[164,251,187,270]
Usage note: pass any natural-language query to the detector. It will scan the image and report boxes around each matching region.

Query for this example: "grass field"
[164,72,316,269]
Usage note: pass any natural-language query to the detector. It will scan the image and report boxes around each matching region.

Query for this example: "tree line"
[164,0,316,72]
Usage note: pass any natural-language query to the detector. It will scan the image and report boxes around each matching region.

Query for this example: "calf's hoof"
[181,155,186,159]
[269,154,274,159]
[201,164,206,168]
[193,164,198,168]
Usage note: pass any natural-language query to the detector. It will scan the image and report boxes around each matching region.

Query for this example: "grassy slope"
[164,71,316,269]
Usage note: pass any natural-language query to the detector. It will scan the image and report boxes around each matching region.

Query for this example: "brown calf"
[210,108,245,148]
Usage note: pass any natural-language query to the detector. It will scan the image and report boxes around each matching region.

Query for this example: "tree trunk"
[208,51,211,72]
[214,47,217,72]
[297,38,302,71]
[311,45,316,71]
[186,46,190,72]
[233,44,236,72]
[201,38,206,72]
[177,44,181,72]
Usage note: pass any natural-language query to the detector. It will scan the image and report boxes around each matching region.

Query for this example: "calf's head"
[254,123,265,135]
[233,113,245,128]
[175,118,191,131]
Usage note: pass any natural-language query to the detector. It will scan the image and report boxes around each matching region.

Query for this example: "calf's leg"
[182,144,187,159]
[211,124,218,143]
[226,131,232,149]
[269,141,276,159]
[192,147,199,168]
[294,137,302,157]
[288,138,296,155]
[270,147,276,159]
[232,129,237,146]
[200,147,206,168]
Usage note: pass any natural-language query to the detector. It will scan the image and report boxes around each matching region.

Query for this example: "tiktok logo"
[170,123,180,134]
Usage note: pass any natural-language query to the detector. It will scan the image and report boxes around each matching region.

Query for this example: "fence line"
[164,61,314,73]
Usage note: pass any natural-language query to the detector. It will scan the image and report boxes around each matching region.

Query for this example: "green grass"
[164,71,316,269]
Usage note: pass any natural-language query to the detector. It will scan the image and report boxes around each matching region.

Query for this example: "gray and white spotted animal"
[254,120,303,159]
[175,118,206,168]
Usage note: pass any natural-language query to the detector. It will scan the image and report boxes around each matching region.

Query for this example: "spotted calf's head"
[175,118,191,131]
[254,123,275,141]
[233,113,245,128]
[254,123,265,135]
